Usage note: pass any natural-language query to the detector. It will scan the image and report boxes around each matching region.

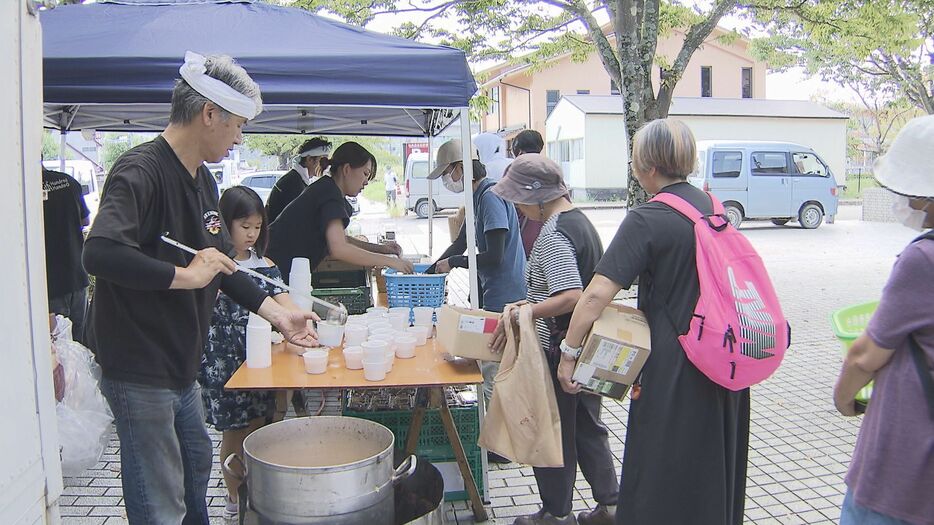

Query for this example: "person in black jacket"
[266,137,331,223]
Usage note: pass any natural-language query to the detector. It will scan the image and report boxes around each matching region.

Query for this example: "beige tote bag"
[478,304,563,467]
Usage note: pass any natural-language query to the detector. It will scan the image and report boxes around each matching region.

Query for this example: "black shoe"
[487,451,512,464]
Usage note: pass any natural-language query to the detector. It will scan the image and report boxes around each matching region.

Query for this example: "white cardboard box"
[436,305,502,362]
[571,303,652,400]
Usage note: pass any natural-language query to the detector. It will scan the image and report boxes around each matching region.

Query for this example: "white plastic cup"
[344,325,368,346]
[289,258,312,290]
[413,307,434,327]
[395,335,418,359]
[362,358,386,381]
[406,326,430,346]
[388,306,410,316]
[347,314,369,326]
[366,306,388,315]
[302,349,329,374]
[316,321,344,347]
[246,313,272,368]
[343,346,364,370]
[369,328,396,340]
[388,312,409,330]
[361,340,389,362]
[367,321,393,335]
[384,348,395,371]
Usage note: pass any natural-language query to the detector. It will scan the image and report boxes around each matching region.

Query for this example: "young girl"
[198,186,298,519]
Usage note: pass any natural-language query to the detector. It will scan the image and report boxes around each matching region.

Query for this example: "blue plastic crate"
[384,263,446,309]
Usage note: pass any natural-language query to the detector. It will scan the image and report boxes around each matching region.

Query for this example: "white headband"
[179,51,258,120]
[297,145,331,158]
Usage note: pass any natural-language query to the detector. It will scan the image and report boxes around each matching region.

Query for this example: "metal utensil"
[160,234,348,325]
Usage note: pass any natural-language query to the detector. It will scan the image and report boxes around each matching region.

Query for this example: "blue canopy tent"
[41,0,476,136]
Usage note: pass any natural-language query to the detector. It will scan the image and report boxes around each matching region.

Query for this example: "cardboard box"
[571,303,651,400]
[436,305,502,362]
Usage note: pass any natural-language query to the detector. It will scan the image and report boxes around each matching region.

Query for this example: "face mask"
[892,194,929,232]
[442,171,465,193]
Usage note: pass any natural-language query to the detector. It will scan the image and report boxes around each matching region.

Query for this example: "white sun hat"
[873,114,934,198]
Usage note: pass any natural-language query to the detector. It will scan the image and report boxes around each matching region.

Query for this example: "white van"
[404,153,463,218]
[688,140,840,229]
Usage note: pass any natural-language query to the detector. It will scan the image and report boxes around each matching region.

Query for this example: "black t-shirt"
[267,175,352,281]
[553,208,603,332]
[43,169,90,299]
[265,169,306,223]
[86,136,242,389]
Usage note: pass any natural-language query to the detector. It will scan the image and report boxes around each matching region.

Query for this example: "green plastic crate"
[311,286,372,315]
[342,406,482,501]
[830,301,879,403]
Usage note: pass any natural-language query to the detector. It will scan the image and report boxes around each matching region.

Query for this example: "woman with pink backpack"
[560,119,753,524]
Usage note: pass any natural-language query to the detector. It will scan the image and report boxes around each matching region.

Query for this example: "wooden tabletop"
[225,338,482,390]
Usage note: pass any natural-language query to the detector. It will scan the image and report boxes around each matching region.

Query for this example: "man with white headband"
[834,114,933,525]
[266,137,332,223]
[83,52,319,524]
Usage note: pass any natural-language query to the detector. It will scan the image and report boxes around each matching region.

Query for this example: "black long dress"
[594,182,750,525]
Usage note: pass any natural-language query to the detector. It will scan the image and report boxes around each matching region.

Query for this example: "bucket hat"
[491,153,568,205]
[428,139,480,179]
[874,114,934,197]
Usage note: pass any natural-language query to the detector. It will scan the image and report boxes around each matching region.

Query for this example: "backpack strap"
[650,191,728,231]
[908,334,934,420]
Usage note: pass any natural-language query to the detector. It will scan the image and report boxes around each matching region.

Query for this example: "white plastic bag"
[54,316,113,477]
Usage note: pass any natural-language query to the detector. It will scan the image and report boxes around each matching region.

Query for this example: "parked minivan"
[688,140,839,229]
[404,153,463,218]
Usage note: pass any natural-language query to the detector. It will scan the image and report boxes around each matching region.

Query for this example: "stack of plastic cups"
[289,258,314,330]
[388,311,409,331]
[413,307,434,329]
[361,340,388,381]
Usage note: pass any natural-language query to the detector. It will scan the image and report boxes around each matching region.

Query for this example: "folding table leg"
[436,389,489,522]
[405,406,427,456]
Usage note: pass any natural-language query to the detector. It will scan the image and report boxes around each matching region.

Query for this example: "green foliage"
[242,135,307,169]
[101,133,148,171]
[42,131,60,161]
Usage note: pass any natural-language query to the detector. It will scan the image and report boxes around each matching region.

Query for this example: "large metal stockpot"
[225,416,415,525]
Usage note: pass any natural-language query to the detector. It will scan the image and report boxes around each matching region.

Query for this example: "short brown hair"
[631,119,696,180]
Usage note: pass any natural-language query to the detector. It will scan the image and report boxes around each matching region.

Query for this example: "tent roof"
[559,96,848,120]
[41,0,477,136]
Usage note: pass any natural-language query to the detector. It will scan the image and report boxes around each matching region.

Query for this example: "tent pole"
[427,134,433,258]
[459,108,479,310]
[59,130,66,172]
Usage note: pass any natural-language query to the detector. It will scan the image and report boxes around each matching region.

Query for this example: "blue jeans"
[100,378,212,525]
[841,488,913,525]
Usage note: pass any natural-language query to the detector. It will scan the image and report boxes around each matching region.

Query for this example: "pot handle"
[223,453,247,483]
[391,455,417,485]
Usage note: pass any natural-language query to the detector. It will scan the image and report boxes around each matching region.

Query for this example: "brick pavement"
[60,207,920,524]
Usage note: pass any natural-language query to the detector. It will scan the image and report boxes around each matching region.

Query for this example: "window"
[410,161,429,179]
[490,86,500,115]
[742,68,752,99]
[546,90,561,117]
[711,151,743,178]
[792,152,827,177]
[701,66,712,97]
[552,139,584,162]
[576,89,590,95]
[751,152,789,175]
[610,79,620,95]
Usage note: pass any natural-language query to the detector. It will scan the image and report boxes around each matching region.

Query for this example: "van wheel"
[798,203,823,229]
[724,204,743,229]
[771,218,791,226]
[415,200,435,219]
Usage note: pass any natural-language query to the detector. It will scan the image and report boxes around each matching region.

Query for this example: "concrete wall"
[0,2,63,524]
[861,188,898,223]
[481,27,766,134]
[675,115,848,185]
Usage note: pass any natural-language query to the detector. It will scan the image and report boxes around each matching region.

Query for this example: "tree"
[242,135,307,169]
[750,0,934,114]
[287,0,745,205]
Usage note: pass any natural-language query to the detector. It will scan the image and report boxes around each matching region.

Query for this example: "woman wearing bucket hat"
[489,154,619,525]
[429,139,527,425]
[834,115,934,525]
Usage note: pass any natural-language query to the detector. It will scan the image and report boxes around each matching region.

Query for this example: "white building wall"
[584,114,629,192]
[0,3,63,524]
[545,102,587,190]
[675,115,848,185]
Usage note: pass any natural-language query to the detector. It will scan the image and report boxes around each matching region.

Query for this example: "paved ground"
[60,203,921,524]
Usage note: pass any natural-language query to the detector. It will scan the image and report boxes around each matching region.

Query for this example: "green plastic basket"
[830,301,879,403]
[342,405,482,501]
[311,286,372,315]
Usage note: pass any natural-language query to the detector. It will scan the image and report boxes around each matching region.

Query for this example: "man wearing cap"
[266,137,331,223]
[834,115,934,525]
[82,52,319,524]
[489,154,619,525]
[430,139,526,420]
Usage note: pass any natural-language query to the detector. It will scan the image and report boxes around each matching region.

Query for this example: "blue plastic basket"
[384,263,447,309]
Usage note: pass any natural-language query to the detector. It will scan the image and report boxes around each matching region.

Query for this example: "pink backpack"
[651,192,789,390]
